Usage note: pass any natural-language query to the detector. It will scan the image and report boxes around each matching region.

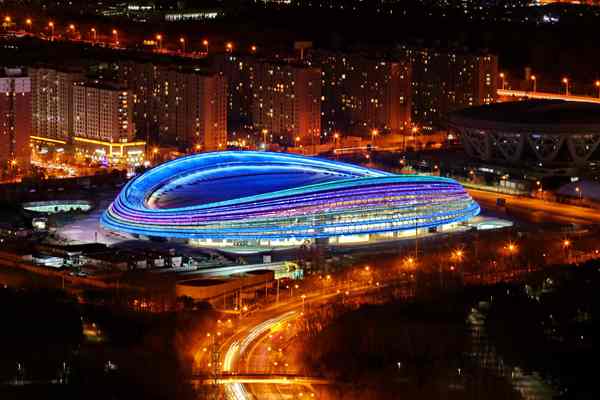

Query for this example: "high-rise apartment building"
[212,54,256,132]
[398,46,498,130]
[73,81,133,142]
[115,61,227,151]
[0,68,31,168]
[30,66,84,141]
[307,50,412,135]
[252,62,321,145]
[114,61,161,143]
[156,68,227,151]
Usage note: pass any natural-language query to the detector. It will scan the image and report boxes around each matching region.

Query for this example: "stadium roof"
[450,100,600,128]
[102,151,479,241]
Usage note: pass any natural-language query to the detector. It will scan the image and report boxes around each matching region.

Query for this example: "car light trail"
[225,382,251,400]
[222,311,298,400]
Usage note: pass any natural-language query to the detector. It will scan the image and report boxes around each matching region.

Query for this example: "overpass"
[498,89,600,104]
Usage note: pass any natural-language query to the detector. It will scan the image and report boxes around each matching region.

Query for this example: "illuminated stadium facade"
[101,152,480,247]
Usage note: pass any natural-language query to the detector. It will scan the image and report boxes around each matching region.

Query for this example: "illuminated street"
[468,188,600,225]
[209,290,348,399]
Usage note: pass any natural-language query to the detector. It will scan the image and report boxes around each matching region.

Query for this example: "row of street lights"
[501,71,600,98]
[3,16,258,54]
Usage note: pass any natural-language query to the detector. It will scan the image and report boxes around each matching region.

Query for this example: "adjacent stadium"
[101,151,480,248]
[449,100,600,174]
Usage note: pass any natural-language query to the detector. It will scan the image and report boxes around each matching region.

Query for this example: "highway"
[468,188,600,225]
[173,262,296,279]
[218,295,328,399]
[191,281,379,399]
[498,89,600,104]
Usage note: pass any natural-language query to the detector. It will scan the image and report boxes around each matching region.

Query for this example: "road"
[218,296,326,399]
[468,188,600,225]
[193,281,380,399]
[497,88,600,104]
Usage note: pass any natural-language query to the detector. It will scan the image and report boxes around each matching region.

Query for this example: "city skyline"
[0,2,598,400]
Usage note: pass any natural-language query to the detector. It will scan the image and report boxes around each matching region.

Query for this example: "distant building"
[30,66,84,141]
[0,68,31,168]
[73,81,133,142]
[72,81,142,165]
[116,61,227,151]
[164,9,223,21]
[212,54,256,132]
[307,50,412,136]
[251,62,321,146]
[115,61,161,143]
[398,47,498,130]
[156,68,227,151]
[213,56,321,146]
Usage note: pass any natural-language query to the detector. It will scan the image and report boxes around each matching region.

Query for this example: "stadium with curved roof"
[449,100,600,174]
[101,151,480,247]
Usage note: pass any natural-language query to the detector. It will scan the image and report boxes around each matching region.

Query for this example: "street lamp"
[250,45,257,53]
[452,249,464,262]
[48,21,54,41]
[403,256,415,270]
[90,27,96,42]
[505,242,518,269]
[563,239,572,262]
[226,42,233,53]
[202,39,209,53]
[562,77,569,96]
[262,128,269,149]
[179,37,186,53]
[112,29,119,45]
[530,75,537,92]
[575,186,582,202]
[499,72,506,90]
[595,80,600,98]
[156,34,162,50]
[506,242,517,255]
[25,18,32,32]
[371,128,379,145]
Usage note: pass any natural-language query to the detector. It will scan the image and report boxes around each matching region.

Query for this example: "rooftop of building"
[306,48,412,64]
[159,65,217,76]
[450,100,600,127]
[0,67,27,78]
[28,64,86,74]
[74,79,129,91]
[397,45,497,57]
